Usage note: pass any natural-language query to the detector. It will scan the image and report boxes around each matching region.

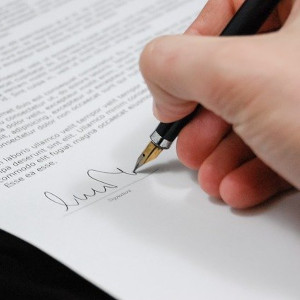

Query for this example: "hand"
[139,0,300,208]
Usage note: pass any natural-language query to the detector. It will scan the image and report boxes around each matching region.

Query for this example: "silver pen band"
[150,131,172,149]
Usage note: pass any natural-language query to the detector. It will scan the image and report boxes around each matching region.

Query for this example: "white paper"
[0,1,300,299]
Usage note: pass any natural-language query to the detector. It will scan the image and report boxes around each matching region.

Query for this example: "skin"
[139,0,300,208]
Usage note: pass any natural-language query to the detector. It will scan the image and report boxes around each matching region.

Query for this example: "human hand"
[139,0,300,208]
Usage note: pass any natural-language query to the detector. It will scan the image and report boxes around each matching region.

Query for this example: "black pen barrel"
[154,108,198,144]
[221,0,281,36]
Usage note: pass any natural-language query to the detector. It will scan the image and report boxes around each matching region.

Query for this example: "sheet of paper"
[0,1,300,299]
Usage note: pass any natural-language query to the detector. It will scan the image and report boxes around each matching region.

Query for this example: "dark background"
[0,229,116,300]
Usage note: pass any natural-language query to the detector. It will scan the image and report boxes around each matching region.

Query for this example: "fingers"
[185,0,245,35]
[176,109,230,169]
[198,131,255,198]
[177,109,292,208]
[220,158,292,209]
[185,0,290,36]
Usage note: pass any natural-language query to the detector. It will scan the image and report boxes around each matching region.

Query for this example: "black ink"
[87,168,137,178]
[44,191,78,211]
[44,168,137,211]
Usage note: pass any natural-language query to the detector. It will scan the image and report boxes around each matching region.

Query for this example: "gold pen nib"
[133,142,162,173]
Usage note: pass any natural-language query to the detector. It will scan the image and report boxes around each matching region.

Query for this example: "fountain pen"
[133,0,281,172]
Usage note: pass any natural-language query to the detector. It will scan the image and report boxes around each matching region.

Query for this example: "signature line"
[64,168,159,217]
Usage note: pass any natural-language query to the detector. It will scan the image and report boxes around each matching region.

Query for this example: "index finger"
[185,0,287,36]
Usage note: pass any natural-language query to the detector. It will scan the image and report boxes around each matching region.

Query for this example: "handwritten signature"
[44,168,137,211]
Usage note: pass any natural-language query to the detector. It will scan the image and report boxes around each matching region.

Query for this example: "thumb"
[140,33,278,125]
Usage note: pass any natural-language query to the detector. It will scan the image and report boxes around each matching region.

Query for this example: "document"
[0,1,300,299]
